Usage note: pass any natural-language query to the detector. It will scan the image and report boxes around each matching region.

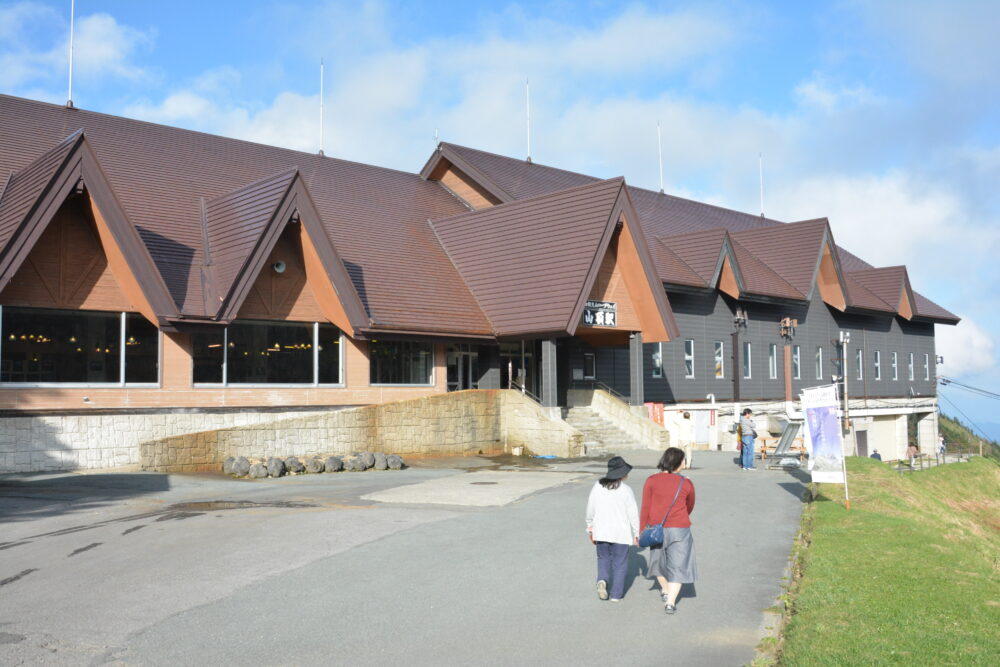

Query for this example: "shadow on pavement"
[0,473,170,524]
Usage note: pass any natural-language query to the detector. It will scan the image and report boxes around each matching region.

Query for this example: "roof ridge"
[0,93,432,182]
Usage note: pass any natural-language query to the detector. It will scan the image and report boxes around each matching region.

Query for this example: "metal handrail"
[570,379,630,404]
[510,381,542,404]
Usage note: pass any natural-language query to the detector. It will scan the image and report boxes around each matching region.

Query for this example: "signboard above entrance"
[582,300,617,327]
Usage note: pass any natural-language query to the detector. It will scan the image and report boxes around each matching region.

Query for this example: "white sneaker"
[597,580,609,600]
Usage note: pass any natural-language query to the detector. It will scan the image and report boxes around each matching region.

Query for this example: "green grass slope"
[779,456,1000,666]
[940,414,1000,464]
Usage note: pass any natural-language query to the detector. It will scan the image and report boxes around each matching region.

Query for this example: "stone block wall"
[139,389,583,473]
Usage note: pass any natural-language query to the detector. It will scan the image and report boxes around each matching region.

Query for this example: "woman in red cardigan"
[640,446,697,614]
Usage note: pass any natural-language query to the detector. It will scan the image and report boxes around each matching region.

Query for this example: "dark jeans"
[595,542,630,599]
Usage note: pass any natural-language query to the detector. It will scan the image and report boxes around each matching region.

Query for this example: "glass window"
[192,330,225,384]
[742,341,751,379]
[683,340,694,378]
[227,320,314,384]
[924,353,930,381]
[1,307,120,383]
[124,313,159,383]
[768,343,777,379]
[652,343,662,379]
[907,352,914,381]
[193,320,343,385]
[855,348,863,381]
[370,340,433,385]
[317,323,342,384]
[815,346,823,380]
[891,352,898,381]
[714,341,724,379]
[792,345,800,379]
[583,352,595,379]
[874,350,882,381]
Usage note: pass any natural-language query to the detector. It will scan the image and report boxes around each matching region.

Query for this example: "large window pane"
[370,340,433,385]
[125,313,159,383]
[192,331,224,383]
[317,323,343,384]
[227,320,314,384]
[1,306,119,383]
[714,341,724,379]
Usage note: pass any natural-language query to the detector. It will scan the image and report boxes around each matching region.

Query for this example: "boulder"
[248,462,268,479]
[361,452,376,469]
[222,456,236,475]
[285,456,305,474]
[345,456,365,472]
[266,457,286,478]
[373,452,388,470]
[304,457,325,474]
[232,456,251,477]
[387,454,404,470]
[324,456,344,472]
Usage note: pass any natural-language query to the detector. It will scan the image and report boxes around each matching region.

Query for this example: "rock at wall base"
[373,452,388,470]
[248,462,268,479]
[324,456,344,472]
[304,457,325,474]
[266,457,286,478]
[387,454,404,470]
[285,456,305,474]
[232,456,251,477]
[222,456,236,475]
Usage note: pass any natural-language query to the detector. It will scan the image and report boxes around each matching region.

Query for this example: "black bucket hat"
[605,456,632,480]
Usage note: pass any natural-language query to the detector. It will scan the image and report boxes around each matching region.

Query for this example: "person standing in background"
[740,408,758,471]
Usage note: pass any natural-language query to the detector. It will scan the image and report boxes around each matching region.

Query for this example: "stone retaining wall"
[140,390,584,473]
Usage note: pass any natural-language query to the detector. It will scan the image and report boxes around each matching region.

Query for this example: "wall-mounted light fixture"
[272,261,286,274]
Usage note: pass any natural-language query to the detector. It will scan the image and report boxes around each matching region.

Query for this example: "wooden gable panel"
[236,226,325,322]
[0,198,133,311]
[584,236,641,331]
[437,165,500,210]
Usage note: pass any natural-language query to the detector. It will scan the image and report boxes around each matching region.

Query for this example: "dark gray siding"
[567,287,938,404]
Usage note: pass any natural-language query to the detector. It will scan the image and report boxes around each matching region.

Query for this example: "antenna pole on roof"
[318,59,325,156]
[758,152,765,218]
[657,121,665,194]
[434,128,439,147]
[66,0,75,108]
[525,77,532,164]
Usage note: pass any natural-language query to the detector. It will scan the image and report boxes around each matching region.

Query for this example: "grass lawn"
[777,456,1000,666]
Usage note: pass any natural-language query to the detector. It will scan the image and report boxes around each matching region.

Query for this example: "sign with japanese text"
[582,300,617,327]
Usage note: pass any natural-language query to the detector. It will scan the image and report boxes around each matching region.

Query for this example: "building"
[0,94,957,472]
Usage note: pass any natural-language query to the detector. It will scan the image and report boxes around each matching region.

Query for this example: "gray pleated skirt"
[646,527,698,583]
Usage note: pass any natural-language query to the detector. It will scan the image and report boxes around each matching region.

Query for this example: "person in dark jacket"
[639,447,696,615]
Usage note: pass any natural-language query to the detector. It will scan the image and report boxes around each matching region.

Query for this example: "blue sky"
[2,0,999,434]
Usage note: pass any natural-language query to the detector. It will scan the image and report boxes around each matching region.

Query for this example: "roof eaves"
[431,144,516,204]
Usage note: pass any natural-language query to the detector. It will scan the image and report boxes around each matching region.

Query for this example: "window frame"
[742,341,752,379]
[768,343,777,380]
[193,320,345,388]
[815,346,824,381]
[874,350,882,381]
[714,341,725,379]
[924,353,930,381]
[583,352,596,380]
[683,339,695,379]
[855,347,863,381]
[652,343,663,379]
[0,306,161,388]
[792,345,801,380]
[891,351,898,381]
[907,352,914,381]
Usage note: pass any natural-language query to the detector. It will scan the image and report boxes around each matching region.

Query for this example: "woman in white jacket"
[585,456,640,602]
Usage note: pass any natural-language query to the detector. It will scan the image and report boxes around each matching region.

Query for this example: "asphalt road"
[0,450,806,666]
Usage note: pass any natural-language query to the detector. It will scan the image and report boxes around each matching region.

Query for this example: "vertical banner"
[801,384,845,484]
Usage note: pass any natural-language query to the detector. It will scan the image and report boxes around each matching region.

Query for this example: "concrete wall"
[140,389,583,472]
[567,388,669,451]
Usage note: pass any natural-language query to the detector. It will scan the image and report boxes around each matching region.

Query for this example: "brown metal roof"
[0,130,82,262]
[729,239,804,300]
[0,95,490,336]
[431,178,627,337]
[432,143,958,322]
[655,228,729,285]
[842,273,895,313]
[650,238,706,287]
[730,219,832,299]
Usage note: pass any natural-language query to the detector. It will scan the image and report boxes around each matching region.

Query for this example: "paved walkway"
[0,451,806,666]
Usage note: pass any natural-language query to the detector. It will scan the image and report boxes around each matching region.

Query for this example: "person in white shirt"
[585,456,640,602]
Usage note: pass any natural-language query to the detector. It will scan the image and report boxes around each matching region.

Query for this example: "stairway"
[563,407,644,455]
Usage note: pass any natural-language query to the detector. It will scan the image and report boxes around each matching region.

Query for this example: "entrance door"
[446,344,479,392]
[500,341,538,397]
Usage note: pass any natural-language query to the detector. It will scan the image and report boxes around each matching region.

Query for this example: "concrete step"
[563,407,644,452]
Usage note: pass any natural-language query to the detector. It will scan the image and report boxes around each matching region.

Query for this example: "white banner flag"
[801,385,845,484]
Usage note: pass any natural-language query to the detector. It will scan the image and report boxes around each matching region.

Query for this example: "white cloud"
[72,13,153,81]
[936,317,995,378]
